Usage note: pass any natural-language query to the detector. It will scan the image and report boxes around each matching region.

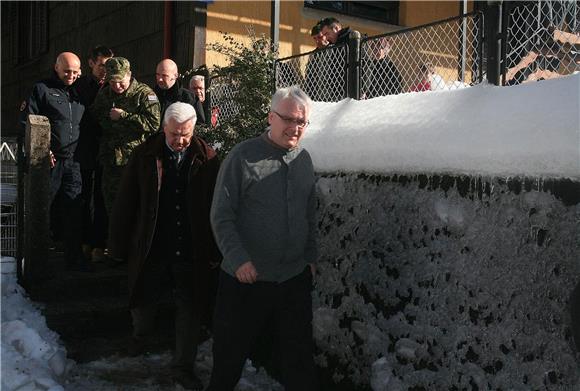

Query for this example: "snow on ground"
[65,341,282,391]
[304,74,580,179]
[1,256,281,390]
[1,257,71,391]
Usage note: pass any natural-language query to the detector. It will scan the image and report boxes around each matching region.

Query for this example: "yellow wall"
[400,1,463,27]
[205,1,472,68]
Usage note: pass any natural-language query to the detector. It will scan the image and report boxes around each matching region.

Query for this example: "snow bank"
[1,257,71,391]
[304,74,580,179]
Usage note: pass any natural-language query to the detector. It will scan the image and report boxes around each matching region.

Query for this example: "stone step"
[30,258,128,302]
[63,332,175,363]
[42,296,177,338]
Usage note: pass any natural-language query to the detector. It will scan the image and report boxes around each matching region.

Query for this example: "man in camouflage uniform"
[91,57,161,215]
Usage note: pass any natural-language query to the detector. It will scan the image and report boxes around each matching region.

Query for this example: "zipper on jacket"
[67,90,73,157]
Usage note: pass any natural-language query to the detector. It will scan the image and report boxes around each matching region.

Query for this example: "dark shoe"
[82,244,93,260]
[172,368,203,390]
[105,255,126,268]
[127,336,145,357]
[91,247,106,263]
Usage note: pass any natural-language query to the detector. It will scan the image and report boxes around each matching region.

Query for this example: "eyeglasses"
[272,111,310,128]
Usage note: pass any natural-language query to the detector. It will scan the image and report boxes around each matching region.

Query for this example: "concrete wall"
[312,173,580,389]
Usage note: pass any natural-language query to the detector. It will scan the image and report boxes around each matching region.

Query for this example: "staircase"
[30,250,174,363]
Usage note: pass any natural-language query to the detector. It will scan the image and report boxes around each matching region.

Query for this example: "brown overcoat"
[109,132,221,310]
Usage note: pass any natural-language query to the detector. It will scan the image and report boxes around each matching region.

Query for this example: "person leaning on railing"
[304,23,330,101]
[304,17,353,102]
[363,37,402,98]
[505,27,579,85]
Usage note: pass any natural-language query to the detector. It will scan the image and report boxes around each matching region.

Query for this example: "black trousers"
[50,158,83,264]
[207,267,317,391]
[132,260,201,371]
[80,165,108,248]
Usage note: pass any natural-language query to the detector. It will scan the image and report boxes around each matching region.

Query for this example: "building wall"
[401,0,471,27]
[205,1,472,68]
[312,173,580,389]
[1,1,198,136]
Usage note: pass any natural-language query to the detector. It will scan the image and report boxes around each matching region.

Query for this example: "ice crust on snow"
[304,74,580,179]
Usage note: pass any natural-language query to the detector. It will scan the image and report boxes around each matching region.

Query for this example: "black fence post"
[484,1,503,86]
[347,30,361,100]
[499,2,516,86]
[478,12,485,83]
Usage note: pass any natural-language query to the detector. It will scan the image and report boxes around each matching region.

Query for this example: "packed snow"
[304,74,580,179]
[1,257,71,391]
[2,75,578,390]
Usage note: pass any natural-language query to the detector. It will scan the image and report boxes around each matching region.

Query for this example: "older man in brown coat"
[109,102,220,390]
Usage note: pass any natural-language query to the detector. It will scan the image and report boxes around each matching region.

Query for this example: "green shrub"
[197,29,278,158]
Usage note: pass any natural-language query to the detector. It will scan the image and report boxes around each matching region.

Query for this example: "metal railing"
[503,1,579,85]
[1,138,19,258]
[207,75,241,126]
[275,11,484,100]
[361,13,483,97]
[277,43,349,102]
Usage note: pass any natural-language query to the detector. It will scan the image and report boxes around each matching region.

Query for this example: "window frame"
[304,1,400,25]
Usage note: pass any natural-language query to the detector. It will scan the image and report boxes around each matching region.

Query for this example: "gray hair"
[163,102,197,127]
[189,75,205,89]
[270,86,312,113]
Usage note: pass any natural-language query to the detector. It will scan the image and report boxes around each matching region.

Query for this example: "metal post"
[484,1,503,85]
[459,0,467,83]
[347,30,361,99]
[270,0,280,50]
[270,0,280,94]
[478,12,484,83]
[23,115,51,286]
[500,2,512,86]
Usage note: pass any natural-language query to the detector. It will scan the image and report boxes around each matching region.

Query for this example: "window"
[17,1,48,63]
[305,1,399,25]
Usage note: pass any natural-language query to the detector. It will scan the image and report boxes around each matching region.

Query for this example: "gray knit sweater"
[210,131,318,282]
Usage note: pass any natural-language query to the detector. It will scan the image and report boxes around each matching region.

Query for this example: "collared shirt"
[165,139,185,165]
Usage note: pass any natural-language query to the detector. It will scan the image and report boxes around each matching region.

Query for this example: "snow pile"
[0,259,281,390]
[304,74,580,179]
[1,257,72,391]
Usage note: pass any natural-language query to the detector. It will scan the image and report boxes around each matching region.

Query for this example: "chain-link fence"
[276,43,348,102]
[275,12,483,101]
[503,0,579,85]
[361,12,483,97]
[1,138,19,258]
[208,75,240,126]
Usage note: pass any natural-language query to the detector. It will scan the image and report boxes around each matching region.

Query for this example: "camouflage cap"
[105,57,131,82]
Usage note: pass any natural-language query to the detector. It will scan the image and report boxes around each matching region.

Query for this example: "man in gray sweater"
[208,86,318,391]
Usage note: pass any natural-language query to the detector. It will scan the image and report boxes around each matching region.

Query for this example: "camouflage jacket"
[91,78,160,166]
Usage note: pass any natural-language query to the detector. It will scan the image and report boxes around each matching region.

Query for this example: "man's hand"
[109,108,125,121]
[49,150,56,168]
[235,261,258,284]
